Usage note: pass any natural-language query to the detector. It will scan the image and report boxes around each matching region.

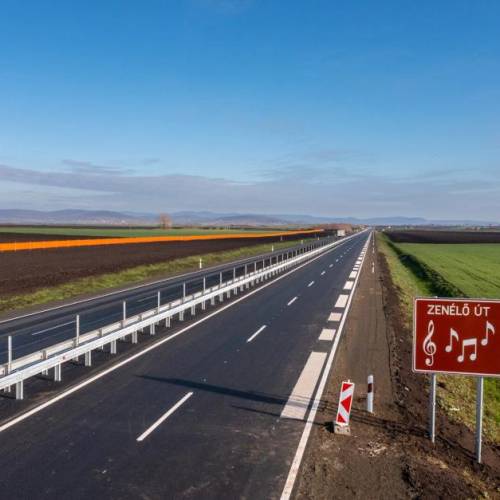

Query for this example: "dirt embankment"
[294,238,499,499]
[0,235,304,297]
[386,229,500,244]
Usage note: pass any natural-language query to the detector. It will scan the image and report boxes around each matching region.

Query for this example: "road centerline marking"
[247,325,267,343]
[320,271,326,276]
[137,392,193,442]
[307,281,315,287]
[287,296,298,306]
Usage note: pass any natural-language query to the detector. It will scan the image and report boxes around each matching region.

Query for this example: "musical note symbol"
[445,328,459,353]
[423,320,437,366]
[457,338,477,363]
[481,321,495,346]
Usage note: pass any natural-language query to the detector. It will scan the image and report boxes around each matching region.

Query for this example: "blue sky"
[1,0,499,220]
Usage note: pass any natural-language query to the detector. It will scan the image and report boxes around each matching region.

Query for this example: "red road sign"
[413,298,499,377]
[335,381,355,426]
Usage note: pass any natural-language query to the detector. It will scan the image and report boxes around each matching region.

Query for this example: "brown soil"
[0,235,302,297]
[0,232,114,242]
[386,229,500,244]
[294,238,500,499]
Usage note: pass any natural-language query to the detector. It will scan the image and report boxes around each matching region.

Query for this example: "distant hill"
[0,209,497,227]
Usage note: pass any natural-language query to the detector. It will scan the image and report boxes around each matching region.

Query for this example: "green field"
[396,243,500,298]
[378,235,500,443]
[0,226,278,238]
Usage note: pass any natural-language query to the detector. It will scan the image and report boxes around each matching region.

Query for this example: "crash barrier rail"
[0,232,358,400]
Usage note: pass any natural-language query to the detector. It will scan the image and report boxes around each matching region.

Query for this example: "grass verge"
[0,239,311,315]
[377,233,499,444]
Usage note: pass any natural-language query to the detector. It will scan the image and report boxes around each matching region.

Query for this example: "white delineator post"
[199,258,202,269]
[367,375,374,413]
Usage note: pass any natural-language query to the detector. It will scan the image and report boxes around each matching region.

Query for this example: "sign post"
[476,377,484,463]
[413,297,499,462]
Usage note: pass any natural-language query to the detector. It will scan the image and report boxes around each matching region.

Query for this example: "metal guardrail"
[0,233,357,400]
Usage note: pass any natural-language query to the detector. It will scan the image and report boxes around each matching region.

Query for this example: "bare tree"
[159,213,172,229]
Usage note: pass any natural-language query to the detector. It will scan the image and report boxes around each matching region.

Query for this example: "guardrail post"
[179,310,184,321]
[15,381,24,400]
[7,335,12,374]
[183,283,186,303]
[165,316,171,328]
[76,314,80,347]
[211,296,216,306]
[150,323,156,335]
[220,272,222,286]
[131,331,138,344]
[191,304,196,316]
[157,291,161,311]
[122,301,127,326]
[203,277,206,293]
[54,364,62,382]
[110,340,117,354]
[84,351,92,367]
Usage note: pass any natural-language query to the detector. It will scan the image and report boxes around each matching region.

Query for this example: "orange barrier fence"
[0,229,323,253]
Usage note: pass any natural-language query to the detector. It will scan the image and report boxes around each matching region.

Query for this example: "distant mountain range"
[0,209,498,227]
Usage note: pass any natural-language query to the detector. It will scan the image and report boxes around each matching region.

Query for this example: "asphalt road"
[0,231,370,499]
[0,236,337,362]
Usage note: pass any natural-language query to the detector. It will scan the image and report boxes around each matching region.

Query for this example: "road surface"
[0,231,370,499]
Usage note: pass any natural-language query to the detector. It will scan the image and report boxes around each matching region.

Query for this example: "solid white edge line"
[280,232,372,500]
[287,297,298,306]
[137,392,193,442]
[247,325,267,343]
[0,234,362,434]
[31,320,75,336]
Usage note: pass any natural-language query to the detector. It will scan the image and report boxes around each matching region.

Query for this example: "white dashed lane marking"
[247,325,267,343]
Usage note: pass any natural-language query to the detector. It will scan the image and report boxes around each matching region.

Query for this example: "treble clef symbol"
[423,320,437,367]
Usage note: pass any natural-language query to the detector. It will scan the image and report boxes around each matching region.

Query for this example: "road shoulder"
[293,237,500,499]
